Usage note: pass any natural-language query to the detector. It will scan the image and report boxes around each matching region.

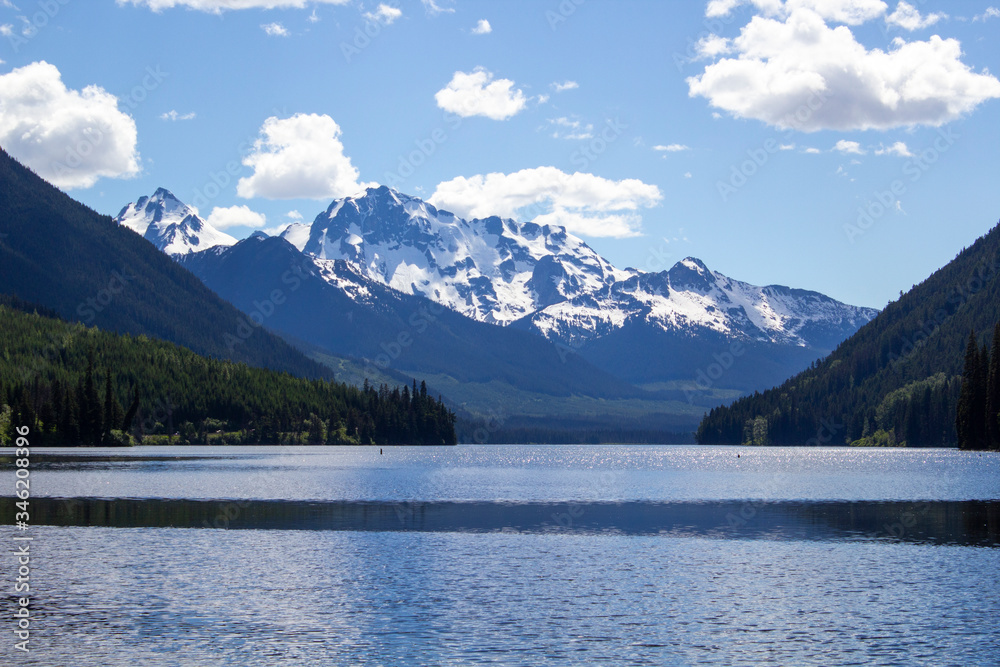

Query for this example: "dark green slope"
[697,220,1000,447]
[0,147,329,379]
[0,299,455,446]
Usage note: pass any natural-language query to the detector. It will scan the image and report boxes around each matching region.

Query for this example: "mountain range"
[113,185,878,434]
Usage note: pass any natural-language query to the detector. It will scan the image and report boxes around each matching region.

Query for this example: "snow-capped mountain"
[281,185,877,350]
[287,186,627,327]
[115,188,236,255]
[123,185,878,392]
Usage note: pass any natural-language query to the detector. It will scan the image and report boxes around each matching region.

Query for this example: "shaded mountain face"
[116,188,236,255]
[178,234,643,401]
[0,147,331,380]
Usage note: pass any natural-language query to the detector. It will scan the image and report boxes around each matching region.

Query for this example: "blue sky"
[2,0,999,309]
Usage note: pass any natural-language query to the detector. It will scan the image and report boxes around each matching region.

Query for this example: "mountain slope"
[0,146,330,379]
[178,234,647,402]
[697,221,1000,446]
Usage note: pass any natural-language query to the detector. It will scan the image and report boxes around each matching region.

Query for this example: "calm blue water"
[2,446,999,666]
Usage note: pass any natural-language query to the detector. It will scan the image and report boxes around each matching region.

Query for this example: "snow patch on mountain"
[115,188,236,255]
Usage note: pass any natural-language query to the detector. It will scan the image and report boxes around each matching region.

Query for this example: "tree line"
[0,300,455,446]
[955,324,1000,450]
[697,223,1000,448]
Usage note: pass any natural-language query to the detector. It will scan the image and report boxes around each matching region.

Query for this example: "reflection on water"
[1,447,999,666]
[5,445,1000,502]
[3,496,998,546]
[1,527,998,667]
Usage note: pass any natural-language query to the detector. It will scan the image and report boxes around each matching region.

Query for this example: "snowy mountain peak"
[288,188,877,348]
[115,188,236,256]
[299,186,625,325]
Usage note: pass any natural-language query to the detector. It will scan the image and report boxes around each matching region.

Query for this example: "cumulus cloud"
[885,1,945,30]
[803,146,822,153]
[551,80,579,92]
[237,113,366,200]
[428,167,662,239]
[117,0,349,11]
[687,6,1000,131]
[160,110,196,121]
[206,205,267,230]
[0,61,140,189]
[653,144,690,152]
[834,140,865,154]
[363,4,401,25]
[434,67,527,120]
[874,141,913,156]
[261,22,289,36]
[471,18,491,34]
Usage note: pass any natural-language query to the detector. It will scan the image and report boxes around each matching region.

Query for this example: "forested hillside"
[697,221,1000,449]
[0,298,455,446]
[0,147,330,379]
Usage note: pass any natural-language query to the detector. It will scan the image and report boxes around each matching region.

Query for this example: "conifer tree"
[957,330,979,449]
[986,323,1000,448]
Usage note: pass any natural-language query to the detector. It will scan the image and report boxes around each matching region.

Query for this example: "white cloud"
[974,7,1000,21]
[308,9,320,22]
[687,7,1000,131]
[706,0,743,18]
[434,67,527,121]
[421,0,454,14]
[363,4,401,25]
[0,61,139,189]
[160,110,196,121]
[705,0,888,25]
[886,1,945,30]
[552,80,579,93]
[286,209,303,220]
[653,143,690,152]
[684,172,693,178]
[261,22,289,36]
[779,143,795,150]
[695,34,732,59]
[548,117,593,140]
[874,140,913,156]
[803,147,822,153]
[0,24,13,36]
[206,205,266,230]
[471,18,491,34]
[706,0,889,24]
[237,113,367,200]
[428,167,662,239]
[117,0,350,11]
[834,139,865,154]
[787,0,888,25]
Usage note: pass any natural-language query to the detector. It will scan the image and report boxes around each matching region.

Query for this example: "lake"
[2,445,999,666]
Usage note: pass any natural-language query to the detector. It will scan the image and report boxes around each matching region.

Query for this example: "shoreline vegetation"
[0,297,456,447]
[697,224,1000,452]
